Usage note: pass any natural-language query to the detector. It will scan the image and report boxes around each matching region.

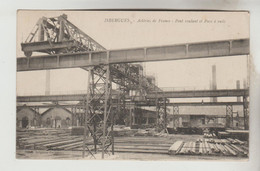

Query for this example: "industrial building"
[40,107,73,128]
[17,107,40,128]
[16,12,250,160]
[16,106,157,128]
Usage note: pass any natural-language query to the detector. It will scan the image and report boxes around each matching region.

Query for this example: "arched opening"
[54,116,62,128]
[33,118,37,127]
[46,118,51,127]
[22,116,29,128]
[66,117,71,127]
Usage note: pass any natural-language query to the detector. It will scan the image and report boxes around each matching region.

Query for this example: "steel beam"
[147,89,249,99]
[17,38,249,71]
[17,101,245,109]
[17,89,249,102]
[21,41,78,54]
[17,94,89,102]
[137,101,245,106]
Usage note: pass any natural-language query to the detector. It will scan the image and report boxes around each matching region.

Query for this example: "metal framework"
[22,14,105,57]
[155,98,168,132]
[226,105,233,128]
[17,38,249,71]
[17,89,249,102]
[17,14,250,159]
[19,14,164,159]
[172,105,179,127]
[17,101,245,108]
[21,14,112,158]
[243,96,249,130]
[81,65,113,158]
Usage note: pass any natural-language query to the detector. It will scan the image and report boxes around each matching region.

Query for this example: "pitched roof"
[41,106,73,116]
[17,106,40,115]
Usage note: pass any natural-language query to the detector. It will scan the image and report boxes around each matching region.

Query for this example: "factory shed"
[17,107,40,128]
[168,105,244,128]
[170,114,226,128]
[130,108,157,127]
[41,107,73,128]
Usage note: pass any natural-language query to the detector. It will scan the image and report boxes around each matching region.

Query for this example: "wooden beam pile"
[168,138,248,157]
[17,129,173,154]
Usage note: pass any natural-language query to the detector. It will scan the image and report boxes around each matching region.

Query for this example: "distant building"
[168,105,245,129]
[168,114,226,128]
[129,108,157,127]
[41,107,73,128]
[17,107,40,128]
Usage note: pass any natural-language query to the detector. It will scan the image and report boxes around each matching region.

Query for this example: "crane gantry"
[19,14,169,158]
[17,14,250,159]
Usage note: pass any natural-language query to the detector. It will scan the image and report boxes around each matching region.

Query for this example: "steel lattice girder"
[82,63,159,93]
[243,96,249,130]
[16,101,245,109]
[82,65,114,158]
[156,98,168,131]
[17,38,249,71]
[17,89,249,102]
[226,105,233,128]
[21,14,105,57]
[82,63,156,125]
[19,14,162,95]
[173,105,179,115]
[172,105,179,127]
[17,14,250,159]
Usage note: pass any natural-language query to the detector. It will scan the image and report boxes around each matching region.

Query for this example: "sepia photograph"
[16,10,250,160]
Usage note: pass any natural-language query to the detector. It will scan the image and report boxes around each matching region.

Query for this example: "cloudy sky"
[16,10,249,103]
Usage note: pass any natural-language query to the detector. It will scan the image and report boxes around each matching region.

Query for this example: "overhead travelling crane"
[17,14,250,159]
[18,14,167,158]
[17,38,249,71]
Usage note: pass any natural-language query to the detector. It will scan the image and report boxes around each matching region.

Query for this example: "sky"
[16,11,250,103]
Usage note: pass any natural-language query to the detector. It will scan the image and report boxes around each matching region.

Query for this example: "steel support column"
[243,96,249,130]
[82,65,113,159]
[156,98,160,130]
[226,105,233,128]
[82,68,91,158]
[156,98,168,132]
[111,108,115,155]
[118,76,127,125]
[163,98,167,130]
[173,105,179,127]
[102,65,111,159]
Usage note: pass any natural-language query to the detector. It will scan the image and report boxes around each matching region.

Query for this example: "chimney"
[211,65,217,102]
[45,70,50,95]
[209,80,213,102]
[236,80,241,102]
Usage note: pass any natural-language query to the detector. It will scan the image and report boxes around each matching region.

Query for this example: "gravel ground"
[16,149,248,161]
[16,134,248,161]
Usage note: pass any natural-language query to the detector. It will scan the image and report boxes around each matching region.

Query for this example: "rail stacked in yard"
[17,128,248,157]
[218,130,249,141]
[167,127,225,135]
